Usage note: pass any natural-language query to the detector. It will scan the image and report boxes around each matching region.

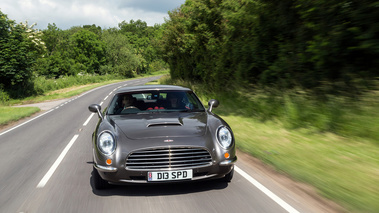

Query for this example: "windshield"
[107,90,205,115]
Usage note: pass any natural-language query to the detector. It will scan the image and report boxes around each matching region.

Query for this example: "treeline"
[0,11,166,99]
[159,0,379,93]
[2,0,378,99]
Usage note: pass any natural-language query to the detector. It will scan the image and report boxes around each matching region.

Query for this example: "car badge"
[164,139,174,143]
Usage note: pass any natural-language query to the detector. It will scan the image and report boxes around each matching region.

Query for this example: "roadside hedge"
[159,0,379,94]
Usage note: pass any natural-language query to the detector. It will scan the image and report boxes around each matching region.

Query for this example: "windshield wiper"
[179,109,204,112]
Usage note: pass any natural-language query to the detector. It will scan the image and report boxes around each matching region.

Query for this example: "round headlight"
[97,132,116,155]
[217,126,233,149]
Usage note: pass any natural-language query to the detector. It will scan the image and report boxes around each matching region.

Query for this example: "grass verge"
[229,116,378,212]
[10,80,124,105]
[0,107,40,125]
[159,76,379,213]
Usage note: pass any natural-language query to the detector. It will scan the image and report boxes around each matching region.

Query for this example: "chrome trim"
[147,122,182,127]
[219,156,237,166]
[117,174,218,183]
[192,174,217,181]
[119,179,147,183]
[94,164,118,172]
[125,147,212,171]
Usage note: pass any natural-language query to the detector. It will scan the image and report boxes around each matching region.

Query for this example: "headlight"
[97,132,116,155]
[217,126,233,149]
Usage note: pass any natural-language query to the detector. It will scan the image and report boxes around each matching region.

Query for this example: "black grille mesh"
[126,147,212,170]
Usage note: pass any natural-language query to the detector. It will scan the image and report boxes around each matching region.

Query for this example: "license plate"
[148,169,193,182]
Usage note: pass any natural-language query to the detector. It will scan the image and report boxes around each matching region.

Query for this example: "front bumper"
[94,156,237,184]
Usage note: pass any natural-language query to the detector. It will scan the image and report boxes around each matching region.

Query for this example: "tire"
[92,167,109,190]
[221,166,234,182]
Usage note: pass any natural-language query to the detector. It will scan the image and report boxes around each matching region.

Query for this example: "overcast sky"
[1,0,186,30]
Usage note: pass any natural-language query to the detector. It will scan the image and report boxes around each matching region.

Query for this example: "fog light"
[106,159,112,165]
[224,152,230,159]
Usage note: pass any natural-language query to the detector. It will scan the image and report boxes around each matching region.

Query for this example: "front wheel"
[92,167,109,190]
[220,166,234,182]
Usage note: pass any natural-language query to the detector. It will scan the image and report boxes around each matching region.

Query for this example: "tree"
[119,19,162,74]
[159,0,224,86]
[0,11,44,97]
[71,29,106,74]
[160,0,379,93]
[101,30,143,77]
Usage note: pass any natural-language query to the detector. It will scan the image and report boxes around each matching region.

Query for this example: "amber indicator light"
[224,152,230,159]
[106,159,112,165]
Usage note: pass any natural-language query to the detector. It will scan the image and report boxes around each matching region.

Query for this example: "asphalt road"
[0,76,336,213]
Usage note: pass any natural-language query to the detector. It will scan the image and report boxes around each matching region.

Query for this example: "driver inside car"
[116,95,138,114]
[122,95,136,109]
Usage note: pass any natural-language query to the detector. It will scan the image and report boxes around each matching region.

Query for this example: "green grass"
[32,74,123,95]
[159,77,379,213]
[0,107,40,125]
[10,80,124,105]
[227,116,379,212]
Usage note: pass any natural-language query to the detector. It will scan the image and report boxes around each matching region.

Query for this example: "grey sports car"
[89,85,237,189]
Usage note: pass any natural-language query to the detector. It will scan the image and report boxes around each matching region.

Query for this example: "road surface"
[0,76,341,213]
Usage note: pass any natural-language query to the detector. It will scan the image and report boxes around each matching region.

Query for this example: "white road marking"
[83,113,95,126]
[1,81,150,189]
[36,134,79,188]
[104,95,109,101]
[235,166,300,213]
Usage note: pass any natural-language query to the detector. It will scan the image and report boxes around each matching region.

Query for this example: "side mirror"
[208,99,219,112]
[89,104,103,120]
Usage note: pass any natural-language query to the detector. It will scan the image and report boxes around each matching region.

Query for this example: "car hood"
[109,112,207,139]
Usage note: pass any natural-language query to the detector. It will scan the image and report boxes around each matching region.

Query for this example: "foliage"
[0,87,9,104]
[160,0,379,93]
[32,74,121,95]
[71,29,106,74]
[34,20,165,79]
[158,0,224,86]
[101,30,142,77]
[119,19,166,74]
[163,76,379,145]
[0,11,44,98]
[0,9,167,98]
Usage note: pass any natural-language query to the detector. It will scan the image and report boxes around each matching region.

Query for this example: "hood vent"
[147,122,183,127]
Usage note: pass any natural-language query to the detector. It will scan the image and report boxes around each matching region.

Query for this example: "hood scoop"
[147,122,183,127]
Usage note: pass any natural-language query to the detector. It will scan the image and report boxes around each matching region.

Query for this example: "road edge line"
[0,109,54,137]
[235,166,300,213]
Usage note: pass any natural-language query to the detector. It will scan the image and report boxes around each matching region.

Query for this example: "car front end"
[89,85,236,189]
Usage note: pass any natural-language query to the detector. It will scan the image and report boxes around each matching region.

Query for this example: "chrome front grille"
[126,147,212,170]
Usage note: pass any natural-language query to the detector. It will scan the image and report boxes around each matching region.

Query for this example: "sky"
[1,0,186,30]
